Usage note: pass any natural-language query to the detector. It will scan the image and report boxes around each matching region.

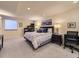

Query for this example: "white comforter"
[24,32,52,49]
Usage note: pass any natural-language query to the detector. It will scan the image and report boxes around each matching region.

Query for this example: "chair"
[64,31,79,51]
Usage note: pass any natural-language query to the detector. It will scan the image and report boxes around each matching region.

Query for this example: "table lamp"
[54,23,61,34]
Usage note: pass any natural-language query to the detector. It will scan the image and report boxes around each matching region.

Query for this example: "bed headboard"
[24,26,54,34]
[40,26,54,33]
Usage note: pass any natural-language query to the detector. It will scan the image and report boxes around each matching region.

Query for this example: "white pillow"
[48,28,52,33]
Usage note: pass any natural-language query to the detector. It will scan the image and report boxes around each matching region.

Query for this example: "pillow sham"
[37,28,48,33]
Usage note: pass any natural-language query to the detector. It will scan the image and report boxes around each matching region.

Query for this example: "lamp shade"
[54,24,61,28]
[35,21,41,30]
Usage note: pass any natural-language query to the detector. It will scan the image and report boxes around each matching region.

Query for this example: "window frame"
[3,19,18,31]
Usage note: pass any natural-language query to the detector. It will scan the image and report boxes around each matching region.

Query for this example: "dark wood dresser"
[51,34,62,46]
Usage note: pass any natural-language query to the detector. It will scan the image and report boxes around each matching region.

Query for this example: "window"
[4,19,18,30]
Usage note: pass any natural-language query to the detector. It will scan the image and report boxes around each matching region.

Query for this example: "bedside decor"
[67,22,76,28]
[54,23,61,34]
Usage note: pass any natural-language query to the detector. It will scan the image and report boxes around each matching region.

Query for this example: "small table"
[51,34,62,46]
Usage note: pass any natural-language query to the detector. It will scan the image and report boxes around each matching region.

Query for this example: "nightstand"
[51,34,62,46]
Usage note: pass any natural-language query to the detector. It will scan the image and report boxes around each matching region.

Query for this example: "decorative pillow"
[43,28,48,33]
[48,28,52,33]
[37,28,48,33]
[37,28,43,33]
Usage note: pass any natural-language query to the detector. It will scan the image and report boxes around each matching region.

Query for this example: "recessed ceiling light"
[27,8,30,10]
[73,1,78,4]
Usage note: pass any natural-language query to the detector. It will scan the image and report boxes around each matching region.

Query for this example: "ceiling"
[0,1,79,19]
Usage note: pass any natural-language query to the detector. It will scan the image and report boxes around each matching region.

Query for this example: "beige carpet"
[0,37,78,58]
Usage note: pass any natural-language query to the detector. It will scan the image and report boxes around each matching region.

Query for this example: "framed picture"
[67,22,76,28]
[42,19,52,25]
[19,23,23,27]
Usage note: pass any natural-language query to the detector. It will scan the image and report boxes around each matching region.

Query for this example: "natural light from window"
[4,19,18,30]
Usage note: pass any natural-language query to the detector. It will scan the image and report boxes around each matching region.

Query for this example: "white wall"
[0,16,33,40]
[53,7,79,34]
[1,6,79,39]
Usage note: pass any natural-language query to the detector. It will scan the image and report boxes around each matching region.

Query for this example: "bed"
[24,26,54,50]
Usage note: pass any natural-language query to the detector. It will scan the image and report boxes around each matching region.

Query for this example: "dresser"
[51,34,62,46]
